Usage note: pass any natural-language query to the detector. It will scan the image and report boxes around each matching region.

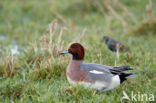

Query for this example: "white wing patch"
[89,70,104,74]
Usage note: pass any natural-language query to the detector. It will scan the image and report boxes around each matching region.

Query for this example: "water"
[10,44,20,55]
[0,35,6,41]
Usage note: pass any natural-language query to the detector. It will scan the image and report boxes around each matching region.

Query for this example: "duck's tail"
[119,72,136,84]
[114,65,132,71]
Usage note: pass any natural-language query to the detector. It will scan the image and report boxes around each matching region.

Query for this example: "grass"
[0,0,156,103]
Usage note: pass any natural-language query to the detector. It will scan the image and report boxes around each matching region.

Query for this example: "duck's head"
[61,43,85,60]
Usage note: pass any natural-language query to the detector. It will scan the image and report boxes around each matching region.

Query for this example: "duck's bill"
[60,49,69,55]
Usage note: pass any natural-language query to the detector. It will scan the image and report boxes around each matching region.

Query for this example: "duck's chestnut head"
[61,43,85,60]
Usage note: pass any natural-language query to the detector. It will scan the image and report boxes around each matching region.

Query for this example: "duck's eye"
[71,45,77,48]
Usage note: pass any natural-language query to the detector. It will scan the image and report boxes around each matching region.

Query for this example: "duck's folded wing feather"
[80,63,114,83]
[81,63,132,73]
[80,63,113,73]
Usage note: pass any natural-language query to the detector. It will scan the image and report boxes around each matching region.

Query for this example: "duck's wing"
[80,63,114,83]
[80,63,133,83]
[81,63,113,73]
[81,63,132,73]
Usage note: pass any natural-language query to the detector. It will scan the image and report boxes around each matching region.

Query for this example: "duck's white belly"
[67,75,120,91]
[106,75,120,91]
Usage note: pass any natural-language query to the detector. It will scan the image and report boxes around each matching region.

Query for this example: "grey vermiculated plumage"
[103,36,130,52]
[80,63,135,83]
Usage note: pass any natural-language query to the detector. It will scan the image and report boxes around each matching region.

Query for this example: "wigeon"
[61,43,135,91]
[103,36,130,52]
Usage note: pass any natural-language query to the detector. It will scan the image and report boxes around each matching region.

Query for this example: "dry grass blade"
[3,52,14,77]
[48,23,53,52]
[75,28,87,42]
[40,20,64,58]
[117,3,137,24]
[48,20,58,52]
[40,35,49,52]
[102,0,127,27]
[146,0,155,23]
[56,28,64,51]
[116,44,120,60]
[95,1,106,16]
[52,11,67,25]
[130,0,156,35]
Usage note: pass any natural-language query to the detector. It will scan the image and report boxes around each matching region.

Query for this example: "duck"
[61,43,135,91]
[103,36,130,52]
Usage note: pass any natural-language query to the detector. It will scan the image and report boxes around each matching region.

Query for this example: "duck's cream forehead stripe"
[68,42,77,48]
[89,70,104,74]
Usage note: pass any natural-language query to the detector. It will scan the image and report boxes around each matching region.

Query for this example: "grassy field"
[0,0,156,103]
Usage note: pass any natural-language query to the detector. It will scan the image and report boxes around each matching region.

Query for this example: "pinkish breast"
[66,60,91,82]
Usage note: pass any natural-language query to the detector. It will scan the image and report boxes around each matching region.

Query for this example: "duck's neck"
[67,59,83,72]
[71,59,83,63]
[69,59,83,67]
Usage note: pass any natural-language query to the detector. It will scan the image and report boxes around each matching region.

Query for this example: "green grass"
[0,0,156,103]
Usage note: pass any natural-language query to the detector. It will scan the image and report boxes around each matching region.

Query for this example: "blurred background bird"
[103,36,130,52]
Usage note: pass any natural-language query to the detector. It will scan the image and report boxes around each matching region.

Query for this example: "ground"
[0,0,156,103]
